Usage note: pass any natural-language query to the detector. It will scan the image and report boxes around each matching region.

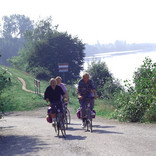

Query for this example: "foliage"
[113,57,156,122]
[10,17,85,82]
[87,61,122,98]
[8,49,29,70]
[0,14,34,66]
[0,68,10,116]
[0,65,46,112]
[0,38,25,66]
[0,65,114,120]
[2,14,33,38]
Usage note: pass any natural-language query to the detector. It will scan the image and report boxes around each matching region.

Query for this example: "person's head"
[56,76,62,85]
[82,72,90,83]
[49,78,57,89]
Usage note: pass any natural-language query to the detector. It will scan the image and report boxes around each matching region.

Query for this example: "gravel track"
[0,107,156,156]
[0,68,156,156]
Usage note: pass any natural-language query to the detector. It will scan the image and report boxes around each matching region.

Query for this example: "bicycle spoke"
[66,109,71,124]
[90,119,93,132]
[64,117,68,129]
[61,122,66,138]
[54,123,57,133]
[57,123,60,136]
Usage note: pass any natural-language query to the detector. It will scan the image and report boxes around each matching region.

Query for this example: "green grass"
[0,65,114,119]
[0,65,47,111]
[2,66,48,93]
[66,84,114,119]
[94,99,114,119]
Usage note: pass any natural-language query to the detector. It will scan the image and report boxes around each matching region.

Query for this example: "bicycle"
[83,98,93,132]
[53,108,66,138]
[63,101,71,129]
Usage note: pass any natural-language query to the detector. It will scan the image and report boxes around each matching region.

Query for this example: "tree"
[0,59,9,115]
[0,14,34,66]
[87,61,122,98]
[133,57,156,121]
[11,17,85,82]
[113,57,156,122]
[27,32,85,82]
[2,14,33,38]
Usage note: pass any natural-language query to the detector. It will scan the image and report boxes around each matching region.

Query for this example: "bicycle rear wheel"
[57,123,60,136]
[53,122,58,134]
[66,108,71,124]
[60,122,66,138]
[86,109,92,132]
[64,115,68,129]
[89,119,92,132]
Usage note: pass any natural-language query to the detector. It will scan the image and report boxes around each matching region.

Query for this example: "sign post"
[58,63,68,83]
[34,79,41,95]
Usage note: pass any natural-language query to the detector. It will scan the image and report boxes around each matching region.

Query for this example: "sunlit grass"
[94,99,114,119]
[0,65,46,111]
[1,65,114,119]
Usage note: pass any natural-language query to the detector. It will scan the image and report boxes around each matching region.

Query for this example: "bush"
[87,61,122,99]
[113,57,156,122]
[28,66,52,81]
[0,70,10,116]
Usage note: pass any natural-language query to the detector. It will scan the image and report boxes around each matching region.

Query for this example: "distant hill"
[85,41,156,57]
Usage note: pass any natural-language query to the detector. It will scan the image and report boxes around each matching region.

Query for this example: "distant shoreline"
[85,50,156,60]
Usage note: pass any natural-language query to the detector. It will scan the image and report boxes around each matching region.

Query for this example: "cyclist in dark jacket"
[77,73,98,128]
[44,78,67,124]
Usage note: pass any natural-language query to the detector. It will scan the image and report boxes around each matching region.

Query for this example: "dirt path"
[0,68,156,155]
[0,108,156,156]
[17,77,36,94]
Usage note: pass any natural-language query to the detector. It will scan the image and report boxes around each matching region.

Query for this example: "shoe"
[52,121,56,127]
[81,122,85,128]
[91,111,95,116]
[52,118,56,127]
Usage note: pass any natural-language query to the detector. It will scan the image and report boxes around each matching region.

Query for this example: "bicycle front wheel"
[60,122,66,138]
[89,119,92,132]
[57,123,60,136]
[66,108,71,124]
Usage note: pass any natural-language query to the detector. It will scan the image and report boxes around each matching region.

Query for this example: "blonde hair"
[55,76,62,80]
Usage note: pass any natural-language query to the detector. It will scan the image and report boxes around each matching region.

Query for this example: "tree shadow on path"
[0,135,48,156]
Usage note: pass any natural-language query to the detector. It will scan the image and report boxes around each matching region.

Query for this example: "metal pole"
[63,72,65,83]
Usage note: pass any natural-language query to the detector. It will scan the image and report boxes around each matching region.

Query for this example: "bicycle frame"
[84,98,93,132]
[63,101,71,128]
[53,109,66,138]
[49,102,66,138]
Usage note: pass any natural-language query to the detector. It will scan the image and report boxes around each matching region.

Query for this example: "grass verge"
[0,65,114,119]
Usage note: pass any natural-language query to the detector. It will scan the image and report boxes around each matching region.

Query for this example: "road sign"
[58,63,68,72]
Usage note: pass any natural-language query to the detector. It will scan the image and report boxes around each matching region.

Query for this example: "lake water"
[83,50,156,86]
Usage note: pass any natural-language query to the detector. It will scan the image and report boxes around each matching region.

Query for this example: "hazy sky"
[0,0,156,44]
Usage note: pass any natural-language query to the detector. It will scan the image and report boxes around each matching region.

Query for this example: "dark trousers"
[50,101,63,114]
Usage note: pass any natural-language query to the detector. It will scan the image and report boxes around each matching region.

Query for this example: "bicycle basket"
[92,110,96,118]
[77,108,81,119]
[46,107,52,123]
[46,114,52,123]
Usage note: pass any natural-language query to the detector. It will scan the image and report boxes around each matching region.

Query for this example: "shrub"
[0,70,10,116]
[87,61,122,99]
[113,57,156,122]
[28,66,51,81]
